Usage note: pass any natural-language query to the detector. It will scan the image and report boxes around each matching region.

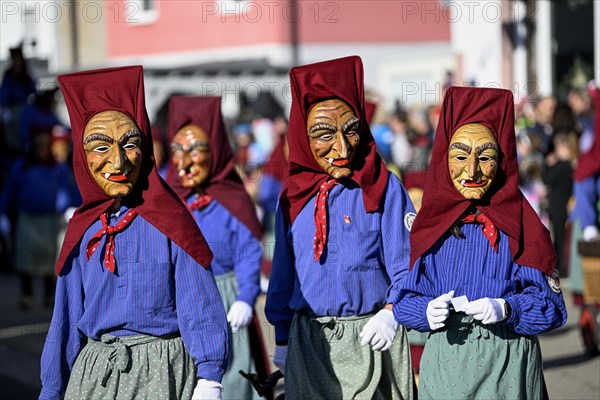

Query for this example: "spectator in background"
[407,109,433,171]
[0,127,79,310]
[259,116,288,220]
[251,117,275,166]
[569,87,595,156]
[442,70,457,96]
[543,128,578,277]
[259,118,288,225]
[50,125,82,264]
[0,45,36,155]
[390,111,413,173]
[371,123,395,166]
[527,95,556,156]
[518,137,547,224]
[426,104,441,142]
[19,87,62,151]
[50,125,72,165]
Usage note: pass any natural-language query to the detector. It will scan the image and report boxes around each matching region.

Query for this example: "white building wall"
[0,0,59,69]
[535,0,553,96]
[449,0,503,87]
[114,41,455,114]
[298,42,454,109]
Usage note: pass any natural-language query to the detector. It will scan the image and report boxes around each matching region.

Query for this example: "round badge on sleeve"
[404,212,416,231]
[547,269,561,293]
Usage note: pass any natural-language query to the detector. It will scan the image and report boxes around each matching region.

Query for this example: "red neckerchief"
[462,212,499,251]
[313,179,338,261]
[188,194,214,212]
[86,209,138,273]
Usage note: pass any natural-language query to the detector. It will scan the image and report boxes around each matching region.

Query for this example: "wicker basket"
[578,240,600,304]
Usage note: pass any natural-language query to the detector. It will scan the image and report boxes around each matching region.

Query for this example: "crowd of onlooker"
[1,46,596,309]
[0,47,80,310]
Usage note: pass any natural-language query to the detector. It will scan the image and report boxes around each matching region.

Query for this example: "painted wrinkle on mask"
[307,98,361,179]
[83,110,143,198]
[170,125,211,188]
[448,123,498,200]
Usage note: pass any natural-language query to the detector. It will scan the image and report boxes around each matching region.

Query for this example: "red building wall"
[107,1,450,57]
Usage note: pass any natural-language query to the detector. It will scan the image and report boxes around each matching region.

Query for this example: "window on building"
[127,0,159,25]
[219,0,249,14]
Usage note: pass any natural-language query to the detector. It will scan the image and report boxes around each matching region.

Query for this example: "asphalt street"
[0,272,598,400]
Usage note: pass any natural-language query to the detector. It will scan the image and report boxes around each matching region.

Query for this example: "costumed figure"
[19,87,62,151]
[0,127,78,309]
[265,56,415,400]
[393,86,567,399]
[569,86,600,354]
[0,45,36,154]
[39,66,229,400]
[166,96,268,400]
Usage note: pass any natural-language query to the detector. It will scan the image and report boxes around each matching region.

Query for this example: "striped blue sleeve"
[382,176,415,304]
[264,206,296,343]
[392,258,436,332]
[504,265,567,335]
[572,176,600,227]
[258,175,283,214]
[232,221,262,307]
[174,243,230,383]
[40,253,85,400]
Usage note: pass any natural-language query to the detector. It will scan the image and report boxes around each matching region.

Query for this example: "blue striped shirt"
[258,174,284,215]
[393,224,567,335]
[187,196,262,307]
[40,206,230,400]
[265,174,415,342]
[0,159,79,215]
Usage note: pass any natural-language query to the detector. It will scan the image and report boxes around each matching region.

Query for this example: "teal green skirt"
[65,333,196,400]
[419,314,543,399]
[285,312,413,400]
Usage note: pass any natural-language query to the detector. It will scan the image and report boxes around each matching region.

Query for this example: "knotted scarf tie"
[462,212,499,251]
[86,209,138,273]
[313,179,338,261]
[188,194,214,212]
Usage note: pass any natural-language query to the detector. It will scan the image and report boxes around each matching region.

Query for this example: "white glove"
[426,290,455,331]
[359,308,398,351]
[273,345,287,375]
[63,207,77,224]
[582,225,600,242]
[227,300,253,333]
[192,379,223,400]
[463,298,506,325]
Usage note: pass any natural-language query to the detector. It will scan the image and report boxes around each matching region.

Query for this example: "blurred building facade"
[1,0,596,118]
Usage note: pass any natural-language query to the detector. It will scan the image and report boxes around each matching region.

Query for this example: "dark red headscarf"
[574,87,600,181]
[410,86,556,275]
[263,133,288,183]
[402,171,428,190]
[365,101,377,125]
[56,66,213,275]
[280,56,389,223]
[166,96,263,240]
